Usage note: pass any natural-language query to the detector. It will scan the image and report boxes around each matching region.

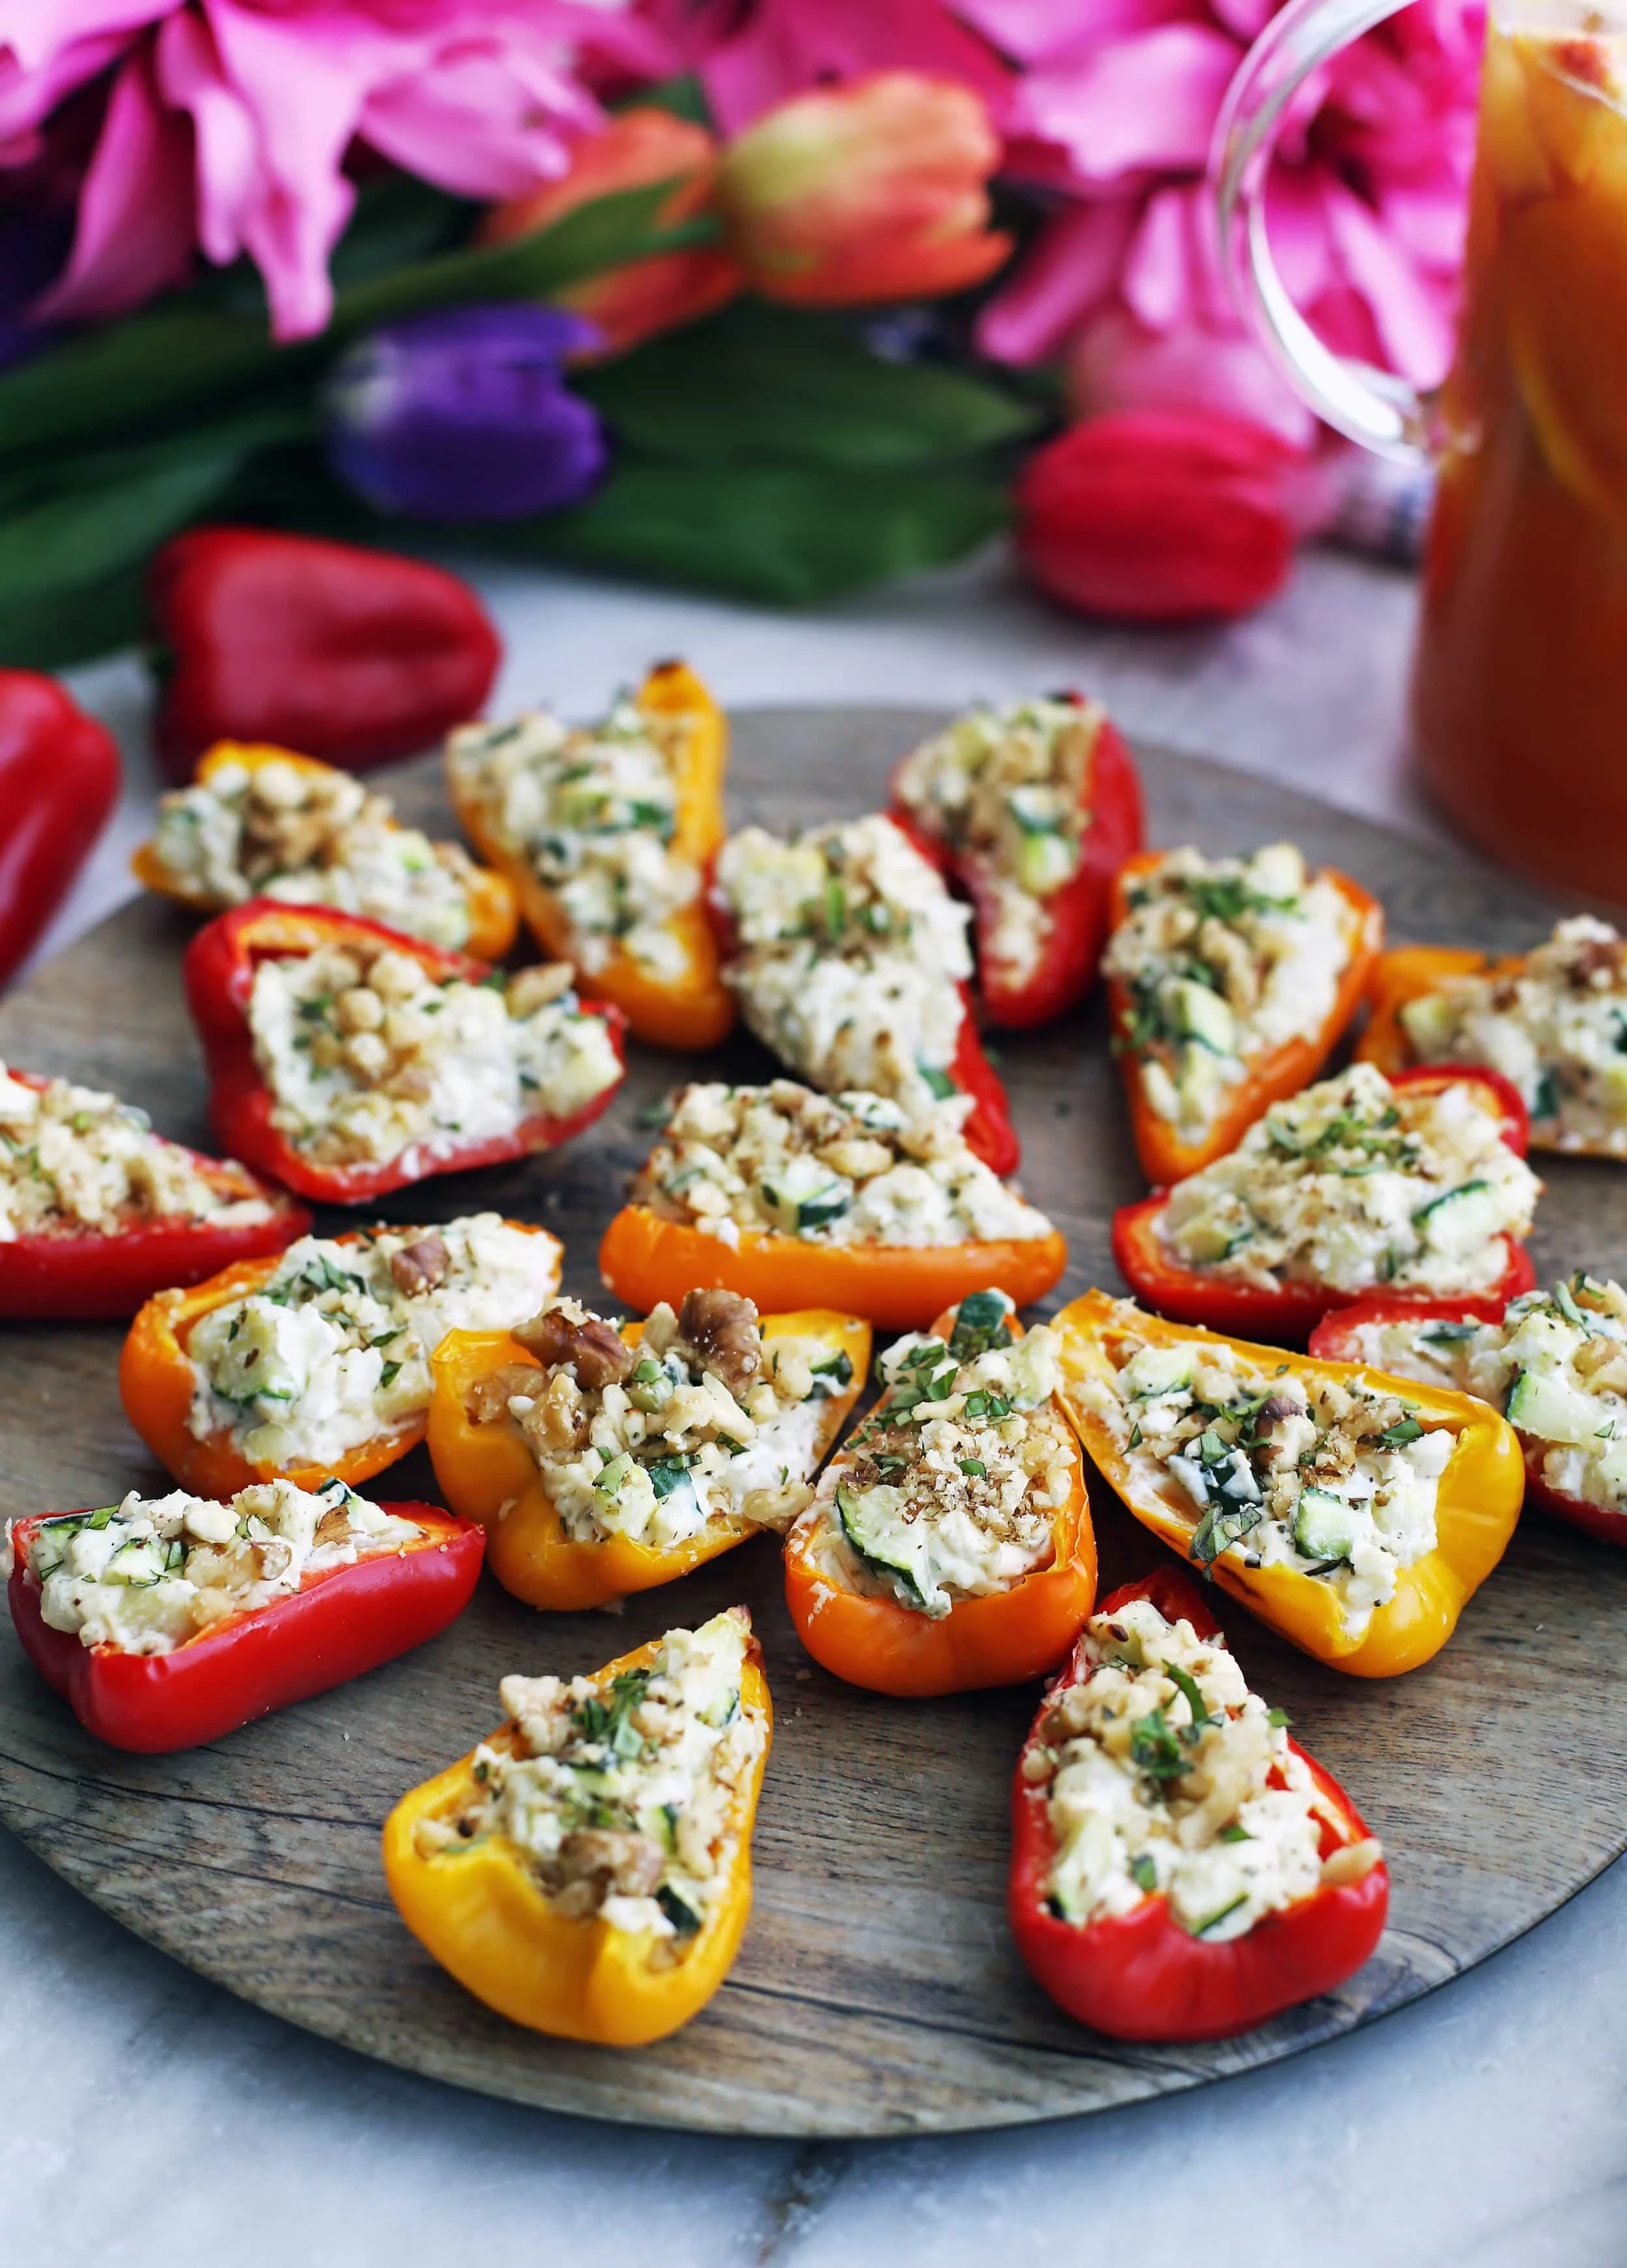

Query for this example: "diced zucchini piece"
[1016,828,1075,895]
[948,1288,1014,1359]
[1121,1344,1194,1400]
[1292,1486,1364,1562]
[759,1154,851,1235]
[1168,978,1236,1056]
[104,1537,166,1587]
[1398,991,1459,1058]
[1247,843,1306,901]
[836,1480,930,1607]
[1413,1179,1502,1257]
[1506,1366,1605,1447]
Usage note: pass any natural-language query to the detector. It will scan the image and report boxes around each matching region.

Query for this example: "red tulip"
[482,109,741,357]
[1015,411,1314,625]
[717,74,1012,308]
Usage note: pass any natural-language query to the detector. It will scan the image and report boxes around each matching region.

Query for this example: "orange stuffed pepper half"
[599,1079,1067,1333]
[384,1605,770,2045]
[122,1215,563,1497]
[445,660,733,1050]
[1054,1291,1525,1678]
[784,1289,1097,1697]
[135,739,518,959]
[428,1289,869,1611]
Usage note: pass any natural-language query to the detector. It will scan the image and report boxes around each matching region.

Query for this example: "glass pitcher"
[1217,1,1627,901]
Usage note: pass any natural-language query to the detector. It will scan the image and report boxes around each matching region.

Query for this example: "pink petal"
[1013,23,1243,184]
[1320,177,1455,383]
[1121,183,1193,331]
[361,40,591,201]
[0,29,136,140]
[157,9,258,269]
[1066,305,1320,449]
[29,41,193,322]
[697,0,1011,133]
[976,197,1138,364]
[0,3,167,73]
[954,0,1188,66]
[1262,169,1335,312]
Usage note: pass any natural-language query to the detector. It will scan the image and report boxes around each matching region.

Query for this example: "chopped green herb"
[1128,1853,1158,1894]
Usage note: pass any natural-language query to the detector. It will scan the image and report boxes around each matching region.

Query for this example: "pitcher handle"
[1212,0,1435,461]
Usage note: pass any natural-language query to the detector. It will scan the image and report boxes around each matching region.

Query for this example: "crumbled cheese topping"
[1103,844,1359,1140]
[148,755,478,949]
[23,1478,418,1656]
[414,1607,765,1952]
[185,1216,561,1471]
[1339,1274,1627,1518]
[248,938,621,1169]
[1028,1595,1376,1939]
[629,1079,1053,1251]
[714,814,972,1121]
[1071,1316,1456,1634]
[797,1291,1072,1618]
[1158,1062,1540,1296]
[0,1062,272,1242]
[1399,915,1627,1154]
[892,698,1101,985]
[462,1289,851,1547]
[446,696,700,979]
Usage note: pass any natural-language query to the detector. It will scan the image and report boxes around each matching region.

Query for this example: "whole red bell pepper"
[1007,1566,1389,2042]
[1112,1065,1537,1341]
[148,528,502,784]
[184,901,626,1205]
[890,696,1146,1030]
[0,1067,309,1320]
[0,671,120,990]
[8,1498,482,1753]
[1309,1292,1627,1550]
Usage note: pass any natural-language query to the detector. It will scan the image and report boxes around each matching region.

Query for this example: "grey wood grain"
[0,707,1615,2137]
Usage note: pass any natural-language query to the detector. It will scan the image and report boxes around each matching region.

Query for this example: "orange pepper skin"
[427,1308,870,1611]
[783,1302,1097,1697]
[597,1201,1068,1333]
[119,1220,562,1497]
[132,741,519,961]
[382,1618,771,2045]
[1053,1289,1525,1678]
[446,661,735,1051]
[1108,856,1386,1185]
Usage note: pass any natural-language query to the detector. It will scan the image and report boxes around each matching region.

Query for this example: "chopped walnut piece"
[390,1231,450,1298]
[506,962,575,1015]
[513,1302,636,1389]
[674,1288,762,1395]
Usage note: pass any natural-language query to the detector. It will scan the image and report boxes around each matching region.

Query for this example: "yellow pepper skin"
[427,1307,871,1611]
[1052,1290,1525,1678]
[448,660,735,1051]
[382,1619,771,2045]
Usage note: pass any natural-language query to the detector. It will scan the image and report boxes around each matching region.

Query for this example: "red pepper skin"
[0,672,121,990]
[1008,1568,1389,2043]
[8,1502,482,1753]
[890,702,1146,1031]
[1112,1066,1537,1343]
[0,1069,309,1320]
[149,529,502,784]
[184,902,626,1205]
[1311,1295,1627,1550]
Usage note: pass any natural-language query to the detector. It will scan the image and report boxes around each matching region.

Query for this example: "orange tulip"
[717,73,1012,307]
[480,108,741,357]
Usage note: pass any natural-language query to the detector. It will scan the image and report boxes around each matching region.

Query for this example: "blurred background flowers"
[0,0,1479,659]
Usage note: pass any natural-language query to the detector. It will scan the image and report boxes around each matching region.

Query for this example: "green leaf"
[0,562,147,670]
[620,74,715,127]
[579,306,1043,469]
[513,457,1008,605]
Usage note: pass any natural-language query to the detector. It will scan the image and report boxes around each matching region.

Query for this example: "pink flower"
[0,3,672,341]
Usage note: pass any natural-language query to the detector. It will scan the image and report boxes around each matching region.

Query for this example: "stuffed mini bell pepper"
[1311,1272,1627,1550]
[0,1060,307,1320]
[134,741,518,959]
[599,1078,1066,1332]
[7,1476,481,1752]
[184,901,625,1205]
[1112,1061,1539,1344]
[1054,1289,1524,1676]
[711,811,1020,1175]
[784,1289,1097,1697]
[1009,1566,1388,2042]
[383,1605,769,2045]
[428,1288,869,1611]
[1104,842,1384,1184]
[889,692,1145,1030]
[446,661,733,1050]
[1360,915,1627,1160]
[121,1214,563,1498]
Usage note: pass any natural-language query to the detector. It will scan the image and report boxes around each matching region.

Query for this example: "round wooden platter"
[0,706,1620,2139]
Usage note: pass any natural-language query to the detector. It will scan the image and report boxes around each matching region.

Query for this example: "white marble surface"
[7,540,1617,2268]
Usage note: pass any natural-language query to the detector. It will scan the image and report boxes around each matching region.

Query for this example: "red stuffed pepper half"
[1113,1062,1539,1343]
[709,812,1021,1175]
[7,1476,482,1753]
[0,1060,308,1319]
[184,901,626,1205]
[889,692,1145,1030]
[1311,1272,1627,1550]
[1009,1566,1388,2042]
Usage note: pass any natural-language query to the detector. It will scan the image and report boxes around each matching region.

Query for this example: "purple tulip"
[323,304,610,523]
